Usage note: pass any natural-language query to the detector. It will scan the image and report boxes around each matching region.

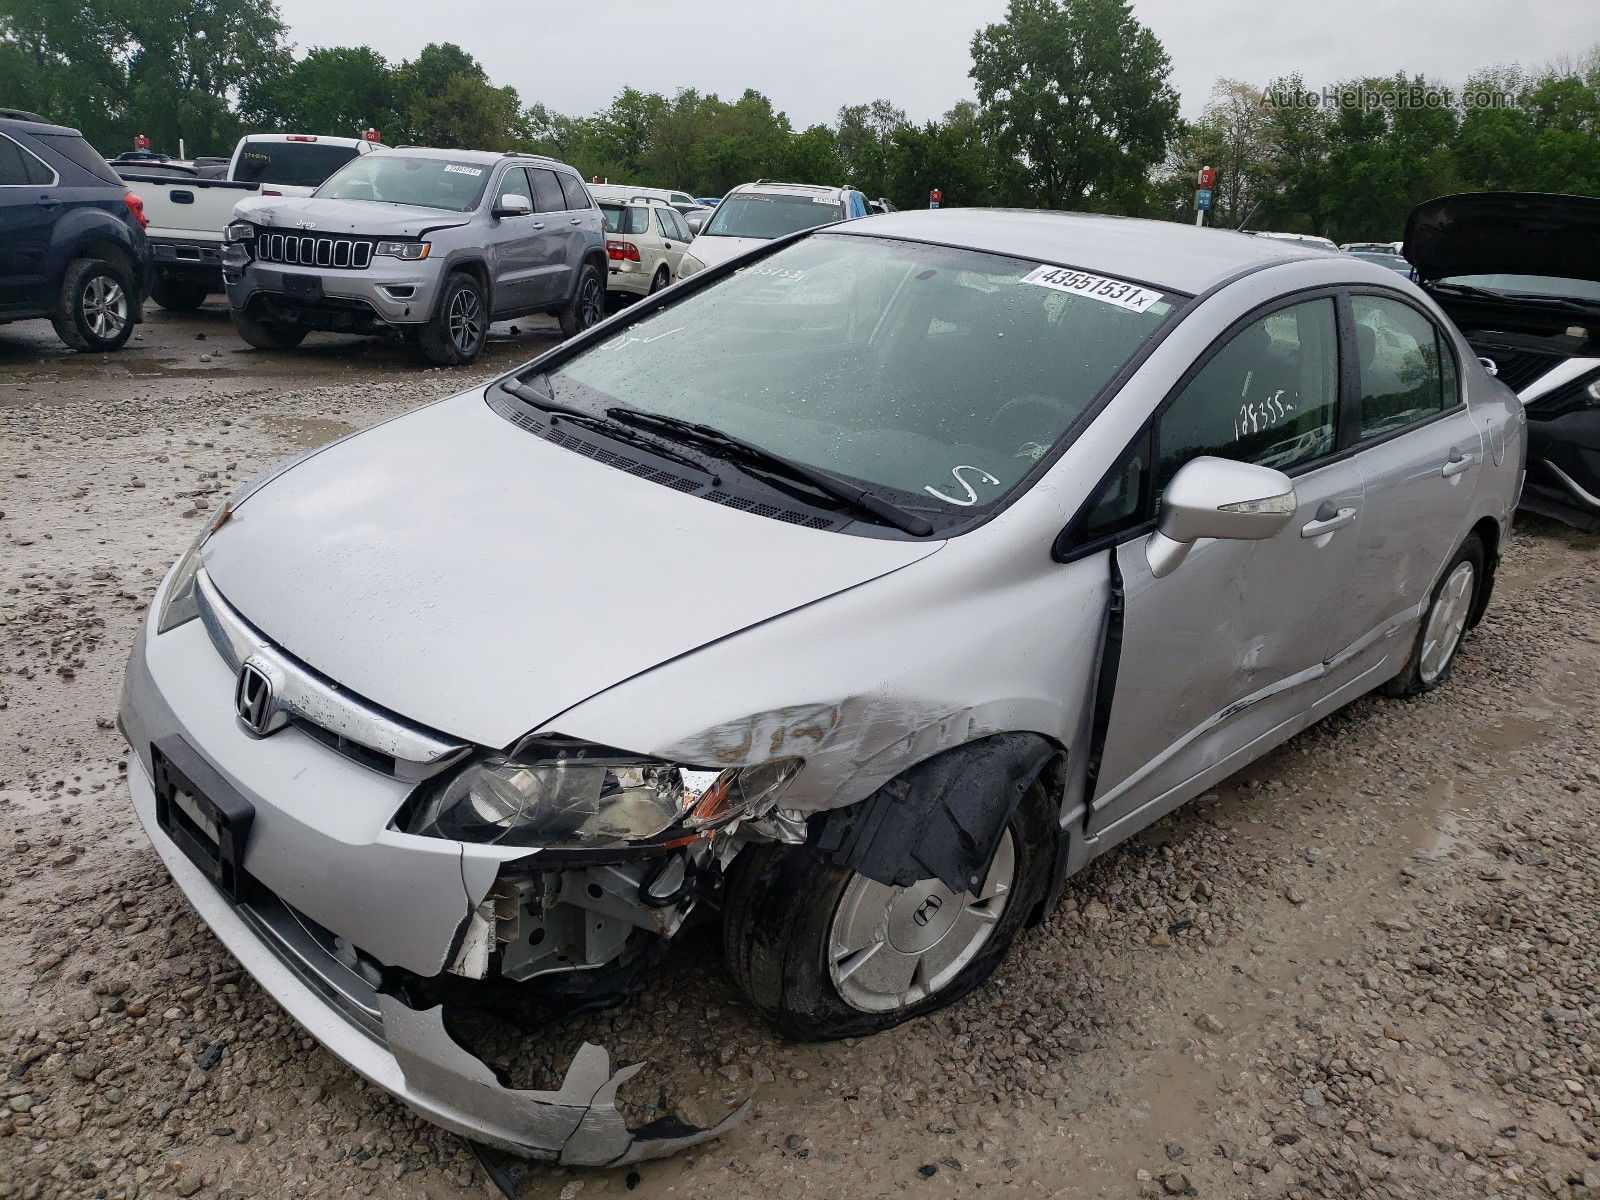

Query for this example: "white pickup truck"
[121,134,382,311]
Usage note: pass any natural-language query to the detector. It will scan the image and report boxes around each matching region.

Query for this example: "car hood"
[1404,192,1600,285]
[685,234,768,269]
[200,390,941,748]
[231,194,473,239]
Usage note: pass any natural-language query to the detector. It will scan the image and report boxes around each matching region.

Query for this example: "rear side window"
[1353,295,1449,438]
[529,168,567,213]
[557,173,592,210]
[233,142,359,189]
[1156,297,1340,490]
[0,133,56,185]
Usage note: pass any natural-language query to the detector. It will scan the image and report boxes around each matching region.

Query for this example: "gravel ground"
[1,308,1597,1199]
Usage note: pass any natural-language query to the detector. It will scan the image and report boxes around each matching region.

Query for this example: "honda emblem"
[235,662,277,735]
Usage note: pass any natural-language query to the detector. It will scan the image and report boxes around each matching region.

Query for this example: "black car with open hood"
[1405,192,1600,531]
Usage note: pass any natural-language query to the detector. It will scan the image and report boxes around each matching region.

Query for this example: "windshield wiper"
[604,407,935,536]
[501,381,720,483]
[1432,282,1600,313]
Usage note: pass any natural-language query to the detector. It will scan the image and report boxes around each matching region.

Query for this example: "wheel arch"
[444,257,492,310]
[810,731,1066,898]
[1465,515,1500,629]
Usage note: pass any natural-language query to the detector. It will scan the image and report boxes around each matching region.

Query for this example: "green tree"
[245,45,399,140]
[1,0,289,155]
[834,99,908,197]
[969,0,1179,210]
[392,42,519,149]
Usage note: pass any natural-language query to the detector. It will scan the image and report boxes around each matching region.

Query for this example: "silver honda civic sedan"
[119,209,1525,1165]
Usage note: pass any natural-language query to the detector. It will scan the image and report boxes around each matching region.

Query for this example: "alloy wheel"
[1419,560,1475,684]
[82,274,128,340]
[827,830,1015,1014]
[448,287,484,354]
[580,276,604,327]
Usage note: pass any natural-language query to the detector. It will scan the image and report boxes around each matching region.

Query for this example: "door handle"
[1300,505,1357,538]
[570,217,582,226]
[35,195,58,207]
[1441,449,1477,478]
[531,221,545,230]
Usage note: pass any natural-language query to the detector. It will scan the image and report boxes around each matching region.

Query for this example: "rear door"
[555,171,599,293]
[0,131,59,309]
[1085,296,1367,837]
[1339,292,1484,645]
[527,167,576,306]
[657,206,691,278]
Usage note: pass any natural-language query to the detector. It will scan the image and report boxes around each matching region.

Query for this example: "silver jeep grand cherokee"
[221,148,607,365]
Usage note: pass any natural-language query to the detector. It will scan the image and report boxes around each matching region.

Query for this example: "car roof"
[0,111,82,137]
[370,146,557,169]
[827,209,1338,296]
[732,181,853,201]
[238,133,370,148]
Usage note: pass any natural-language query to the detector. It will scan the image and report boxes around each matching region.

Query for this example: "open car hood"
[200,390,940,749]
[1404,192,1600,286]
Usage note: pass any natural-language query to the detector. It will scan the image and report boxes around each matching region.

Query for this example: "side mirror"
[494,194,533,218]
[1146,456,1296,578]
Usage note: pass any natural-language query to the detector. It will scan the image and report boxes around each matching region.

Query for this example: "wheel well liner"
[811,732,1063,895]
[1465,516,1499,629]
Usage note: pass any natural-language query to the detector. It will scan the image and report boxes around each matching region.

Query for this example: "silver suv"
[221,148,607,365]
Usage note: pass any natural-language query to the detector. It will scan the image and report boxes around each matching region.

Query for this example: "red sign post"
[134,134,150,150]
[1197,166,1216,189]
[362,127,381,143]
[929,187,942,210]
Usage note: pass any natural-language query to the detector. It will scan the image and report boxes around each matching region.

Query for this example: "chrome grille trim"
[195,569,468,778]
[255,230,374,270]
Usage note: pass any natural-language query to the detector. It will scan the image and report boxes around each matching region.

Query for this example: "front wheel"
[722,784,1052,1040]
[230,306,307,350]
[558,263,605,339]
[418,272,488,366]
[149,274,211,312]
[1383,534,1483,697]
[51,258,135,351]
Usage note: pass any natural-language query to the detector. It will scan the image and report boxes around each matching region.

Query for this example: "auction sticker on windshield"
[1021,265,1164,313]
[443,164,483,176]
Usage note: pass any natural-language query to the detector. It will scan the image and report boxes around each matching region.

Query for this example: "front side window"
[1353,295,1448,438]
[316,155,490,212]
[1156,298,1340,491]
[533,234,1180,528]
[234,141,359,189]
[701,192,845,240]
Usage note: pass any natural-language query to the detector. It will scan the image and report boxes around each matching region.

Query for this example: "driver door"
[1085,297,1367,838]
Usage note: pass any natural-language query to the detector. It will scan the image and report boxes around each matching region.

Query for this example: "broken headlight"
[407,753,801,849]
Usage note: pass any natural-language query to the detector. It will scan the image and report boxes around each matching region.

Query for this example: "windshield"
[536,234,1179,527]
[1350,252,1411,273]
[233,141,359,189]
[701,193,845,239]
[1439,273,1600,302]
[315,155,490,212]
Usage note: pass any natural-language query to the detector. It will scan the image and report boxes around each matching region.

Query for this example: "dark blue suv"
[0,108,148,351]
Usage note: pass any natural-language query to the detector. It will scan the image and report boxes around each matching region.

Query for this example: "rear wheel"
[149,274,211,312]
[51,258,135,351]
[230,306,307,350]
[722,782,1052,1041]
[418,272,488,366]
[648,266,670,294]
[558,262,605,339]
[1383,534,1483,697]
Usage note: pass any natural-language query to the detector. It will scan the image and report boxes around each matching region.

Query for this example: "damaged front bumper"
[126,754,746,1164]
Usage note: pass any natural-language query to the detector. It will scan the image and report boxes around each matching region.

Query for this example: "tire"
[418,272,488,366]
[149,274,211,312]
[648,266,670,294]
[51,258,135,351]
[722,781,1053,1041]
[229,306,307,350]
[1383,533,1484,698]
[558,262,605,339]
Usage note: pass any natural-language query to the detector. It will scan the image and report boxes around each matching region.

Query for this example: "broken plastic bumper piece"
[126,754,746,1165]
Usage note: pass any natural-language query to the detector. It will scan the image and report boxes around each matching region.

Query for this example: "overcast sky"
[273,0,1598,126]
